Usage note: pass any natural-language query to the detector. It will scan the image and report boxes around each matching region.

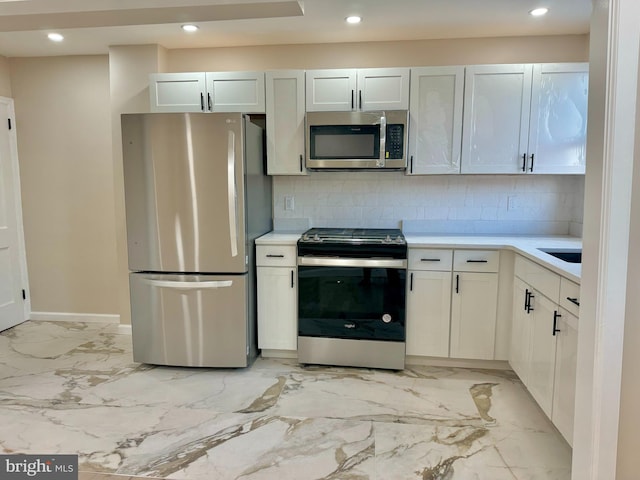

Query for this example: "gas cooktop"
[299,228,406,245]
[297,228,407,259]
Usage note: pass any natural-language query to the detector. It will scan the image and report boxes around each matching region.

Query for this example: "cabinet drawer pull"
[207,92,213,111]
[200,92,205,111]
[455,274,460,294]
[529,153,535,172]
[266,254,285,258]
[420,258,441,262]
[522,153,527,172]
[466,259,488,263]
[410,272,414,292]
[553,310,562,336]
[299,154,303,172]
[291,270,294,288]
[524,288,530,311]
[351,90,355,109]
[359,90,363,110]
[527,293,535,313]
[566,297,580,307]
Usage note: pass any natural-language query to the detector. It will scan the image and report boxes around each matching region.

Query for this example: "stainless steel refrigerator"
[121,112,272,367]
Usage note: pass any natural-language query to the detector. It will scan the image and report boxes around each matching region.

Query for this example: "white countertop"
[256,231,582,283]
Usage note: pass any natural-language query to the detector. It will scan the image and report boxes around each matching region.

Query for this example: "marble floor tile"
[0,320,572,479]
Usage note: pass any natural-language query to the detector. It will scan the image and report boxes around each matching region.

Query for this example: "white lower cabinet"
[526,291,558,417]
[450,250,500,360]
[510,255,580,445]
[256,245,297,352]
[552,307,578,447]
[406,248,453,357]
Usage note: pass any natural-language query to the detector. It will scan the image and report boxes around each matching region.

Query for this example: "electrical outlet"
[507,195,521,210]
[284,195,295,211]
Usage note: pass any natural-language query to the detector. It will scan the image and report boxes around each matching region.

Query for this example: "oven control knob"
[313,233,320,241]
[395,236,404,243]
[385,235,392,243]
[382,313,392,323]
[302,233,309,241]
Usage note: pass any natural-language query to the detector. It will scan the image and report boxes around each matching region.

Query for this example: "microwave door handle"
[378,114,386,168]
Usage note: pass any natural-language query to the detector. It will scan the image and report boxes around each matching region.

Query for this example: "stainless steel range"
[297,228,407,370]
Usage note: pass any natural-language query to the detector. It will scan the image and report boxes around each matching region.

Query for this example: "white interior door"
[0,97,29,331]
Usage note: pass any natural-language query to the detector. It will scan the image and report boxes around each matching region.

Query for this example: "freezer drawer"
[129,273,250,367]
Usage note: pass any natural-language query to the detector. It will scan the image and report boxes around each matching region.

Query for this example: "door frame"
[0,96,30,321]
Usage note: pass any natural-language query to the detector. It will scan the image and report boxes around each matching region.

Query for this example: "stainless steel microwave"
[306,111,408,170]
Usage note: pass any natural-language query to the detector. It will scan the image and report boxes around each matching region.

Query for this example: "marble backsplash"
[273,173,585,236]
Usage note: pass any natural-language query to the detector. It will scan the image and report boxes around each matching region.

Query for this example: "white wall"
[273,174,583,234]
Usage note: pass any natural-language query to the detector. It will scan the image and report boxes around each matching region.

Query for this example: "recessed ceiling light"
[345,16,362,24]
[529,7,549,16]
[181,24,199,32]
[47,32,64,42]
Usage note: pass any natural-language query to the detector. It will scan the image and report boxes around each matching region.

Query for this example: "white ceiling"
[0,0,592,58]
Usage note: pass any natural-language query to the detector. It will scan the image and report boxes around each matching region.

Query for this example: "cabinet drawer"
[256,245,297,267]
[514,255,560,302]
[453,250,500,272]
[559,278,580,317]
[408,249,453,271]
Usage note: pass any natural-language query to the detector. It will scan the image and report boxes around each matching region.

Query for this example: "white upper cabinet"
[461,63,588,174]
[306,68,409,111]
[461,64,533,174]
[206,71,265,113]
[527,63,589,174]
[265,70,307,175]
[149,72,207,113]
[407,66,465,175]
[149,71,265,113]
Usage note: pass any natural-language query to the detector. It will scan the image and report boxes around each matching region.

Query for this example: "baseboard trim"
[117,324,132,335]
[405,355,511,370]
[30,312,120,324]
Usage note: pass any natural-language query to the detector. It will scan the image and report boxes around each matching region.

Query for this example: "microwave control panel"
[386,124,405,159]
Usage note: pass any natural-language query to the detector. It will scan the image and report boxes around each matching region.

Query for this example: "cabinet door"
[406,270,452,357]
[149,72,207,113]
[257,267,297,351]
[357,68,410,111]
[461,64,533,174]
[206,71,266,113]
[527,291,558,417]
[305,69,357,111]
[510,277,532,383]
[450,272,498,359]
[528,63,589,174]
[552,307,578,446]
[407,67,464,175]
[265,71,307,175]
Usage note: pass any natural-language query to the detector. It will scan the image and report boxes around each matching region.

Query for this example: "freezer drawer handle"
[227,130,238,257]
[144,279,233,290]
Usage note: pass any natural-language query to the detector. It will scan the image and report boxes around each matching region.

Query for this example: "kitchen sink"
[538,248,582,264]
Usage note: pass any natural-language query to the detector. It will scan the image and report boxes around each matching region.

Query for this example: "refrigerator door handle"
[227,130,238,257]
[143,279,233,290]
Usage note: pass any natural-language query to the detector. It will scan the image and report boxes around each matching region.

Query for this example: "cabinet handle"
[208,92,213,111]
[455,274,460,294]
[266,254,285,258]
[524,288,530,311]
[466,259,488,263]
[410,272,414,292]
[522,153,527,172]
[529,153,535,172]
[420,258,441,262]
[359,90,363,110]
[566,297,580,307]
[410,155,414,174]
[527,293,535,313]
[299,154,303,172]
[351,90,355,109]
[200,92,205,111]
[553,310,562,336]
[291,270,294,288]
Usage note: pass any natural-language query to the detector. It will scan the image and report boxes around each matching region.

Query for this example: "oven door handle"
[298,257,407,269]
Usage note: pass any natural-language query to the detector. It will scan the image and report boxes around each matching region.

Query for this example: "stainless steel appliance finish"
[305,111,408,170]
[121,112,272,368]
[297,228,407,370]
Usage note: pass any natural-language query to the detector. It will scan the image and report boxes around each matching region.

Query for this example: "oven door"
[297,258,406,342]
